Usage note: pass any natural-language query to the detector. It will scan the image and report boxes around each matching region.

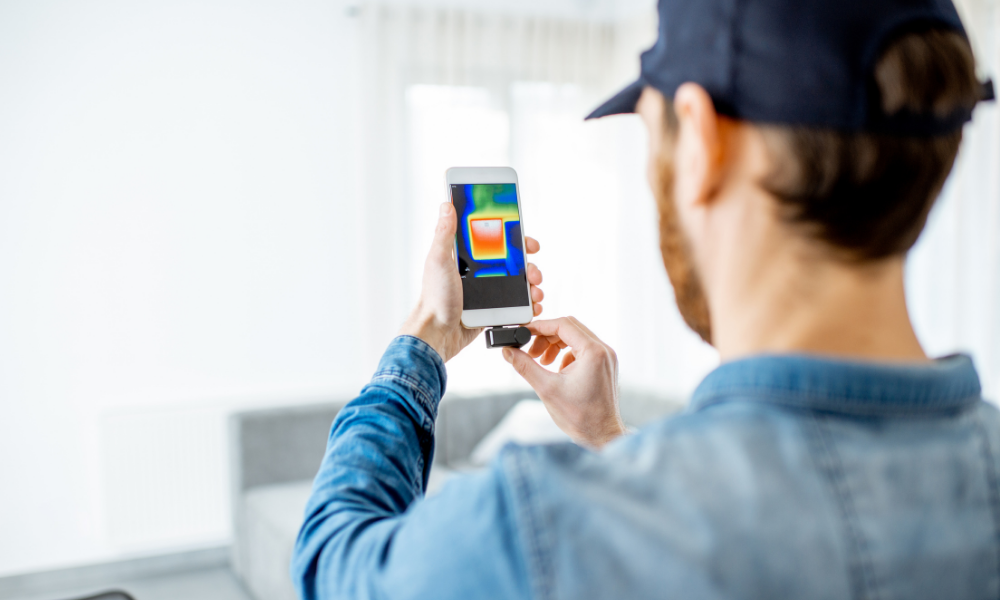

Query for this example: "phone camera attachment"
[485,326,531,349]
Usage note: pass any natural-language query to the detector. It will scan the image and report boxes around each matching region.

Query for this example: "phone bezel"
[446,167,534,329]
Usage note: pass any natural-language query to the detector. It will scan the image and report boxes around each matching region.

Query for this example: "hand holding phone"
[398,196,544,363]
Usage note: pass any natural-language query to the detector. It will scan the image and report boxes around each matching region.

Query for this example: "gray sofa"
[228,389,683,600]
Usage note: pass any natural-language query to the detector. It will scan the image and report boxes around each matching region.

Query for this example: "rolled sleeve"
[366,334,448,430]
[292,335,462,600]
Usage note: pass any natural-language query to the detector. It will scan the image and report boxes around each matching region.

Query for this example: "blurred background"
[0,0,997,591]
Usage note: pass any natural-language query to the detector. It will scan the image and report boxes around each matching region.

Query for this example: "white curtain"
[908,0,1000,400]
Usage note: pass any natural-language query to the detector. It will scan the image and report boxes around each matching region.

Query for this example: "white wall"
[0,0,364,575]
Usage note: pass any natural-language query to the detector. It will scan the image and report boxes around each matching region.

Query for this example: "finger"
[535,335,568,350]
[566,315,601,342]
[429,203,457,266]
[558,351,576,372]
[540,334,566,352]
[527,334,559,359]
[540,343,562,366]
[533,303,543,317]
[549,316,602,350]
[527,263,542,286]
[503,347,556,391]
[525,236,540,254]
[537,333,566,350]
[526,317,592,350]
[527,335,551,359]
[530,285,544,303]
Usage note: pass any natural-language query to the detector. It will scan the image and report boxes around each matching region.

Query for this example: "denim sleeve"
[290,336,532,600]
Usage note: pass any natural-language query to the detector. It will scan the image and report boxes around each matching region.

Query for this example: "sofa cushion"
[240,482,312,600]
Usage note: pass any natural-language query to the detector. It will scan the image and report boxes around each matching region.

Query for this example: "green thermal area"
[467,184,519,227]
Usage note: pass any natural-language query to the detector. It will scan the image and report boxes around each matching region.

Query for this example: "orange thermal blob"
[469,218,506,260]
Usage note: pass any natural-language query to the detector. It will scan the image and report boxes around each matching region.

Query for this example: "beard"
[653,154,713,345]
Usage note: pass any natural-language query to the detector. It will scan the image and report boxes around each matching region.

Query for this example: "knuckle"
[606,347,618,364]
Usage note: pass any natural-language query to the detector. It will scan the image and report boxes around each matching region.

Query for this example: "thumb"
[429,203,457,266]
[503,348,554,391]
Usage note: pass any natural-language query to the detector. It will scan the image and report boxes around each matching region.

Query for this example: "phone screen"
[451,183,531,310]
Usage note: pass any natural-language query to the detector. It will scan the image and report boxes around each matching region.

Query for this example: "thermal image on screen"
[453,183,525,279]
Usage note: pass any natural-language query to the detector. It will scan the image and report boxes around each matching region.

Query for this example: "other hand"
[399,202,545,362]
[502,317,625,448]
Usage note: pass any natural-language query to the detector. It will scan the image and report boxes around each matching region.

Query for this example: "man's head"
[631,26,983,346]
[587,0,994,352]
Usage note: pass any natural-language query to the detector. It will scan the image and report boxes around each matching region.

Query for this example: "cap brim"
[585,78,645,120]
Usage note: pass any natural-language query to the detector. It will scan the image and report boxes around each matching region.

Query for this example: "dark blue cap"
[587,0,995,135]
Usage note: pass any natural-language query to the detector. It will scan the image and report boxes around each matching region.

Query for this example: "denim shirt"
[292,335,1000,600]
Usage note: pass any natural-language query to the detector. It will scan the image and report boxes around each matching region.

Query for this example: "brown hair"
[756,28,981,261]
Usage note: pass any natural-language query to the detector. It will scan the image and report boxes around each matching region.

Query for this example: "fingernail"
[502,348,513,363]
[440,203,451,217]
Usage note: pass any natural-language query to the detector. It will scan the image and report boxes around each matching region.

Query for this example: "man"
[293,0,998,597]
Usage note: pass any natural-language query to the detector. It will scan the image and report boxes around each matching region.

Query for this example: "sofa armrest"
[228,401,349,578]
[229,402,351,494]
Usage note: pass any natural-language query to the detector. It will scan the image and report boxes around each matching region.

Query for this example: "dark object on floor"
[64,591,136,600]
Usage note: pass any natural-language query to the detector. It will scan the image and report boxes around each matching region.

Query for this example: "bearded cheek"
[655,165,713,344]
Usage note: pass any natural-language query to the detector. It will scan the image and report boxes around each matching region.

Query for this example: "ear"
[673,83,724,209]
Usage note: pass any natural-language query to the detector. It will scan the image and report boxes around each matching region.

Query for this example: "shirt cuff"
[369,335,449,419]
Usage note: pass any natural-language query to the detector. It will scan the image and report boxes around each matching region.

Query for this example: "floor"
[6,567,252,600]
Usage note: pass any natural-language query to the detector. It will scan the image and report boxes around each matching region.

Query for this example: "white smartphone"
[446,167,534,329]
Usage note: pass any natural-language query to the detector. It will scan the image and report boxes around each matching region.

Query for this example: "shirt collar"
[690,353,982,416]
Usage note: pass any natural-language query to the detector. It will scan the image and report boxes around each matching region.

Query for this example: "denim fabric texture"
[292,335,1000,600]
